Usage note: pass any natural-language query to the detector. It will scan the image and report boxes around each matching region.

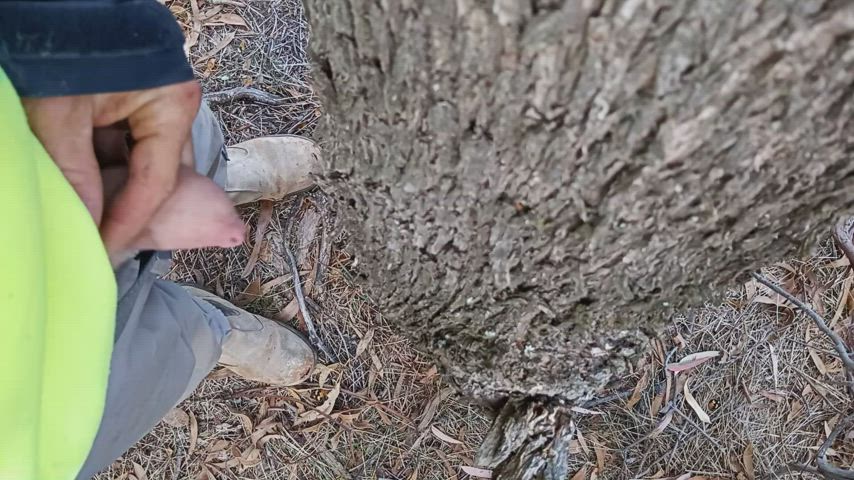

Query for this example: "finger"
[100,84,200,253]
[22,97,104,223]
[100,126,184,253]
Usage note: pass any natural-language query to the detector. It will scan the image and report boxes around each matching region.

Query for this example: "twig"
[815,413,854,480]
[751,272,854,396]
[833,217,854,269]
[204,87,290,106]
[283,196,333,361]
[284,236,333,361]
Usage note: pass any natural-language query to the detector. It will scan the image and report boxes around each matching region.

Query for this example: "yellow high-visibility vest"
[0,69,116,480]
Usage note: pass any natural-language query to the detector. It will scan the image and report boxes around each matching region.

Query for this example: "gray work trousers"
[76,105,232,480]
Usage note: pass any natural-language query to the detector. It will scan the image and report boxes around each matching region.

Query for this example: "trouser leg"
[77,104,230,479]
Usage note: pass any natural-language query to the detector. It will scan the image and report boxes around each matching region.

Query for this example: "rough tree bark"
[305,0,853,476]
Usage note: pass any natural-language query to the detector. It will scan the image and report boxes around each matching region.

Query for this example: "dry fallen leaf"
[752,294,793,309]
[592,437,607,473]
[650,392,664,418]
[758,390,787,402]
[431,425,465,445]
[132,463,148,480]
[742,442,755,480]
[576,426,591,455]
[769,344,779,389]
[208,12,248,27]
[684,379,711,423]
[460,466,492,478]
[570,466,587,480]
[666,351,720,373]
[295,382,340,425]
[418,388,455,431]
[242,200,274,277]
[831,273,853,327]
[627,368,650,409]
[355,328,375,358]
[786,399,804,423]
[806,327,828,375]
[162,407,189,428]
[233,411,253,435]
[196,31,236,63]
[188,410,199,455]
[571,406,605,415]
[235,277,262,307]
[650,409,674,438]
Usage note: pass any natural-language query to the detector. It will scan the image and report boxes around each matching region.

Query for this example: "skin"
[22,81,243,261]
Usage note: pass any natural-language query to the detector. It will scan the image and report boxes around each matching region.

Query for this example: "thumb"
[23,97,103,223]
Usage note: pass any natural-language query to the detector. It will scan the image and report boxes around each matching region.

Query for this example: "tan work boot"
[226,135,320,206]
[184,286,316,385]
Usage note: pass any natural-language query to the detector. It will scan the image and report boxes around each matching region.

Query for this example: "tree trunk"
[305,0,853,475]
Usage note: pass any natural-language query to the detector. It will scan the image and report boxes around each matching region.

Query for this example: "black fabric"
[0,0,193,96]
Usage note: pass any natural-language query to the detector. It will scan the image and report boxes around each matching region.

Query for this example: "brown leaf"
[744,279,758,300]
[355,329,375,358]
[593,438,607,474]
[576,426,591,455]
[742,443,755,480]
[431,425,464,445]
[831,273,853,327]
[235,277,262,307]
[418,388,455,431]
[650,392,664,418]
[570,466,587,480]
[786,399,804,423]
[627,369,650,409]
[752,294,793,309]
[571,406,604,415]
[295,382,340,425]
[261,275,289,294]
[684,379,711,423]
[758,390,787,402]
[242,200,274,277]
[188,410,199,455]
[806,327,828,375]
[162,407,190,428]
[275,298,299,322]
[208,12,248,27]
[769,344,779,389]
[197,5,223,21]
[196,31,236,63]
[650,410,674,438]
[233,411,253,435]
[132,463,148,480]
[666,351,720,373]
[459,466,492,478]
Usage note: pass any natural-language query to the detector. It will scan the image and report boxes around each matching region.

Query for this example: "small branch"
[751,272,854,395]
[284,237,333,361]
[281,195,333,361]
[204,87,289,106]
[816,413,854,480]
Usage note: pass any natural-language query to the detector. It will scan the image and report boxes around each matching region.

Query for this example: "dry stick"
[284,238,333,361]
[753,272,854,479]
[751,272,854,395]
[282,195,333,361]
[815,413,854,480]
[204,87,290,106]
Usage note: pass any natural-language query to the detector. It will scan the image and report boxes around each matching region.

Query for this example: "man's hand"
[22,81,202,258]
